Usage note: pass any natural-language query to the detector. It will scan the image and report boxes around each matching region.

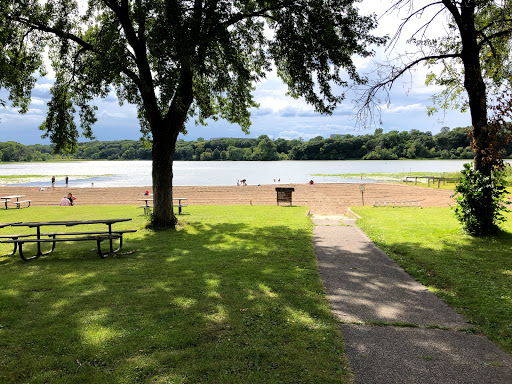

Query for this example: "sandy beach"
[0,183,455,215]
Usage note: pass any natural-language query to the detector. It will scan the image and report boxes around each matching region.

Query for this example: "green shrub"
[453,163,510,235]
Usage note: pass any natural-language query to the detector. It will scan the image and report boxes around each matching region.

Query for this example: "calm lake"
[0,159,481,188]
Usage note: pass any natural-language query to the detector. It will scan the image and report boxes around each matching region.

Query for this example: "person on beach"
[241,179,247,186]
[51,175,56,189]
[309,180,314,185]
[60,196,70,206]
[65,176,69,187]
[67,193,76,206]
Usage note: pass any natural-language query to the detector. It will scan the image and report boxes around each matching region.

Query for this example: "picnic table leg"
[18,242,42,261]
[111,235,124,253]
[96,235,123,257]
[36,227,42,257]
[107,223,114,253]
[97,238,110,258]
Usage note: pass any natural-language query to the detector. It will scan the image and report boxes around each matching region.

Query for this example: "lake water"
[0,159,479,188]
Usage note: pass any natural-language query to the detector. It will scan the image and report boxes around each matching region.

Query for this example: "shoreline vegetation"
[0,126,499,162]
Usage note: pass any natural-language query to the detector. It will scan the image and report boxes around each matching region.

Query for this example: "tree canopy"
[1,0,384,227]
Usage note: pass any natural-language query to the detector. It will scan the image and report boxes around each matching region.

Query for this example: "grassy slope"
[0,206,349,384]
[352,207,512,353]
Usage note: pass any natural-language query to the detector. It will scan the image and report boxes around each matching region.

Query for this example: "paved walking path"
[312,215,512,384]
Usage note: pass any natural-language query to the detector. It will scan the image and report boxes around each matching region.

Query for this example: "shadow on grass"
[0,220,348,383]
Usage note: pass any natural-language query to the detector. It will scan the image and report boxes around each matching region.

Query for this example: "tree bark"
[458,3,491,176]
[150,67,194,229]
[151,119,177,228]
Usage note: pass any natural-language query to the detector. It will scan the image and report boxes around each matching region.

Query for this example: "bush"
[453,163,510,236]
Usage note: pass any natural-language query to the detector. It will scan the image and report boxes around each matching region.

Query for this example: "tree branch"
[12,16,94,51]
[386,1,445,50]
[11,12,141,88]
[356,52,461,127]
[478,27,512,50]
[102,0,160,124]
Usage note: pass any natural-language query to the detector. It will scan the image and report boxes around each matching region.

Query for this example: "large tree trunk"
[151,120,177,228]
[149,67,193,229]
[459,5,491,176]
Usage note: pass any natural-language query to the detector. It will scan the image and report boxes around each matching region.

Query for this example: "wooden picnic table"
[137,197,188,215]
[2,218,135,261]
[0,195,26,209]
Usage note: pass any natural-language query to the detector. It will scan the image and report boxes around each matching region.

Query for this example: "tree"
[359,0,512,176]
[252,137,279,161]
[1,0,384,228]
[358,1,512,234]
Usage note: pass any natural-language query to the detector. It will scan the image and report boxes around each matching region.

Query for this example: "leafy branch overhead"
[1,1,385,147]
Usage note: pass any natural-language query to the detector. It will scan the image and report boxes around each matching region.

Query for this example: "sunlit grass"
[0,205,349,383]
[352,206,512,353]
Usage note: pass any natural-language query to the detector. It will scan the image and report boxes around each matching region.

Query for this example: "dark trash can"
[275,187,294,206]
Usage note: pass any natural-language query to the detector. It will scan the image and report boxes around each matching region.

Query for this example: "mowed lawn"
[352,206,512,354]
[0,206,349,384]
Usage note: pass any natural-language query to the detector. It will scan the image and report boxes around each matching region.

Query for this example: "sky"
[0,1,472,145]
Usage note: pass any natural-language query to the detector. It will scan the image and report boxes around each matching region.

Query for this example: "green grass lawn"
[352,206,512,354]
[0,206,349,383]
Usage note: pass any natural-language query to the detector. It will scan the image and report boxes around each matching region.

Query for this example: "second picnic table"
[0,195,31,209]
[138,196,188,215]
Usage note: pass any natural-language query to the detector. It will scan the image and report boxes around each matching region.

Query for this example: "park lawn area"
[0,206,350,384]
[352,206,512,354]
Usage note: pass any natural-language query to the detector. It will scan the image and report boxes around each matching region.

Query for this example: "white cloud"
[382,103,425,113]
[34,83,53,91]
[30,97,45,105]
[98,110,130,119]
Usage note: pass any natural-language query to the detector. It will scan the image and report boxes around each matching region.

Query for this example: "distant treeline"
[2,126,505,162]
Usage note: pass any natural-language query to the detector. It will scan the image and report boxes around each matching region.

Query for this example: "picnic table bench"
[0,195,31,209]
[138,196,188,215]
[0,219,136,261]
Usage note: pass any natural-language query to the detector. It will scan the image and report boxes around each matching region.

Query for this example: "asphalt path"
[313,215,512,384]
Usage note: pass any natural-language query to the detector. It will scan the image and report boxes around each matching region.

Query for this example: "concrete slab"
[341,324,512,384]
